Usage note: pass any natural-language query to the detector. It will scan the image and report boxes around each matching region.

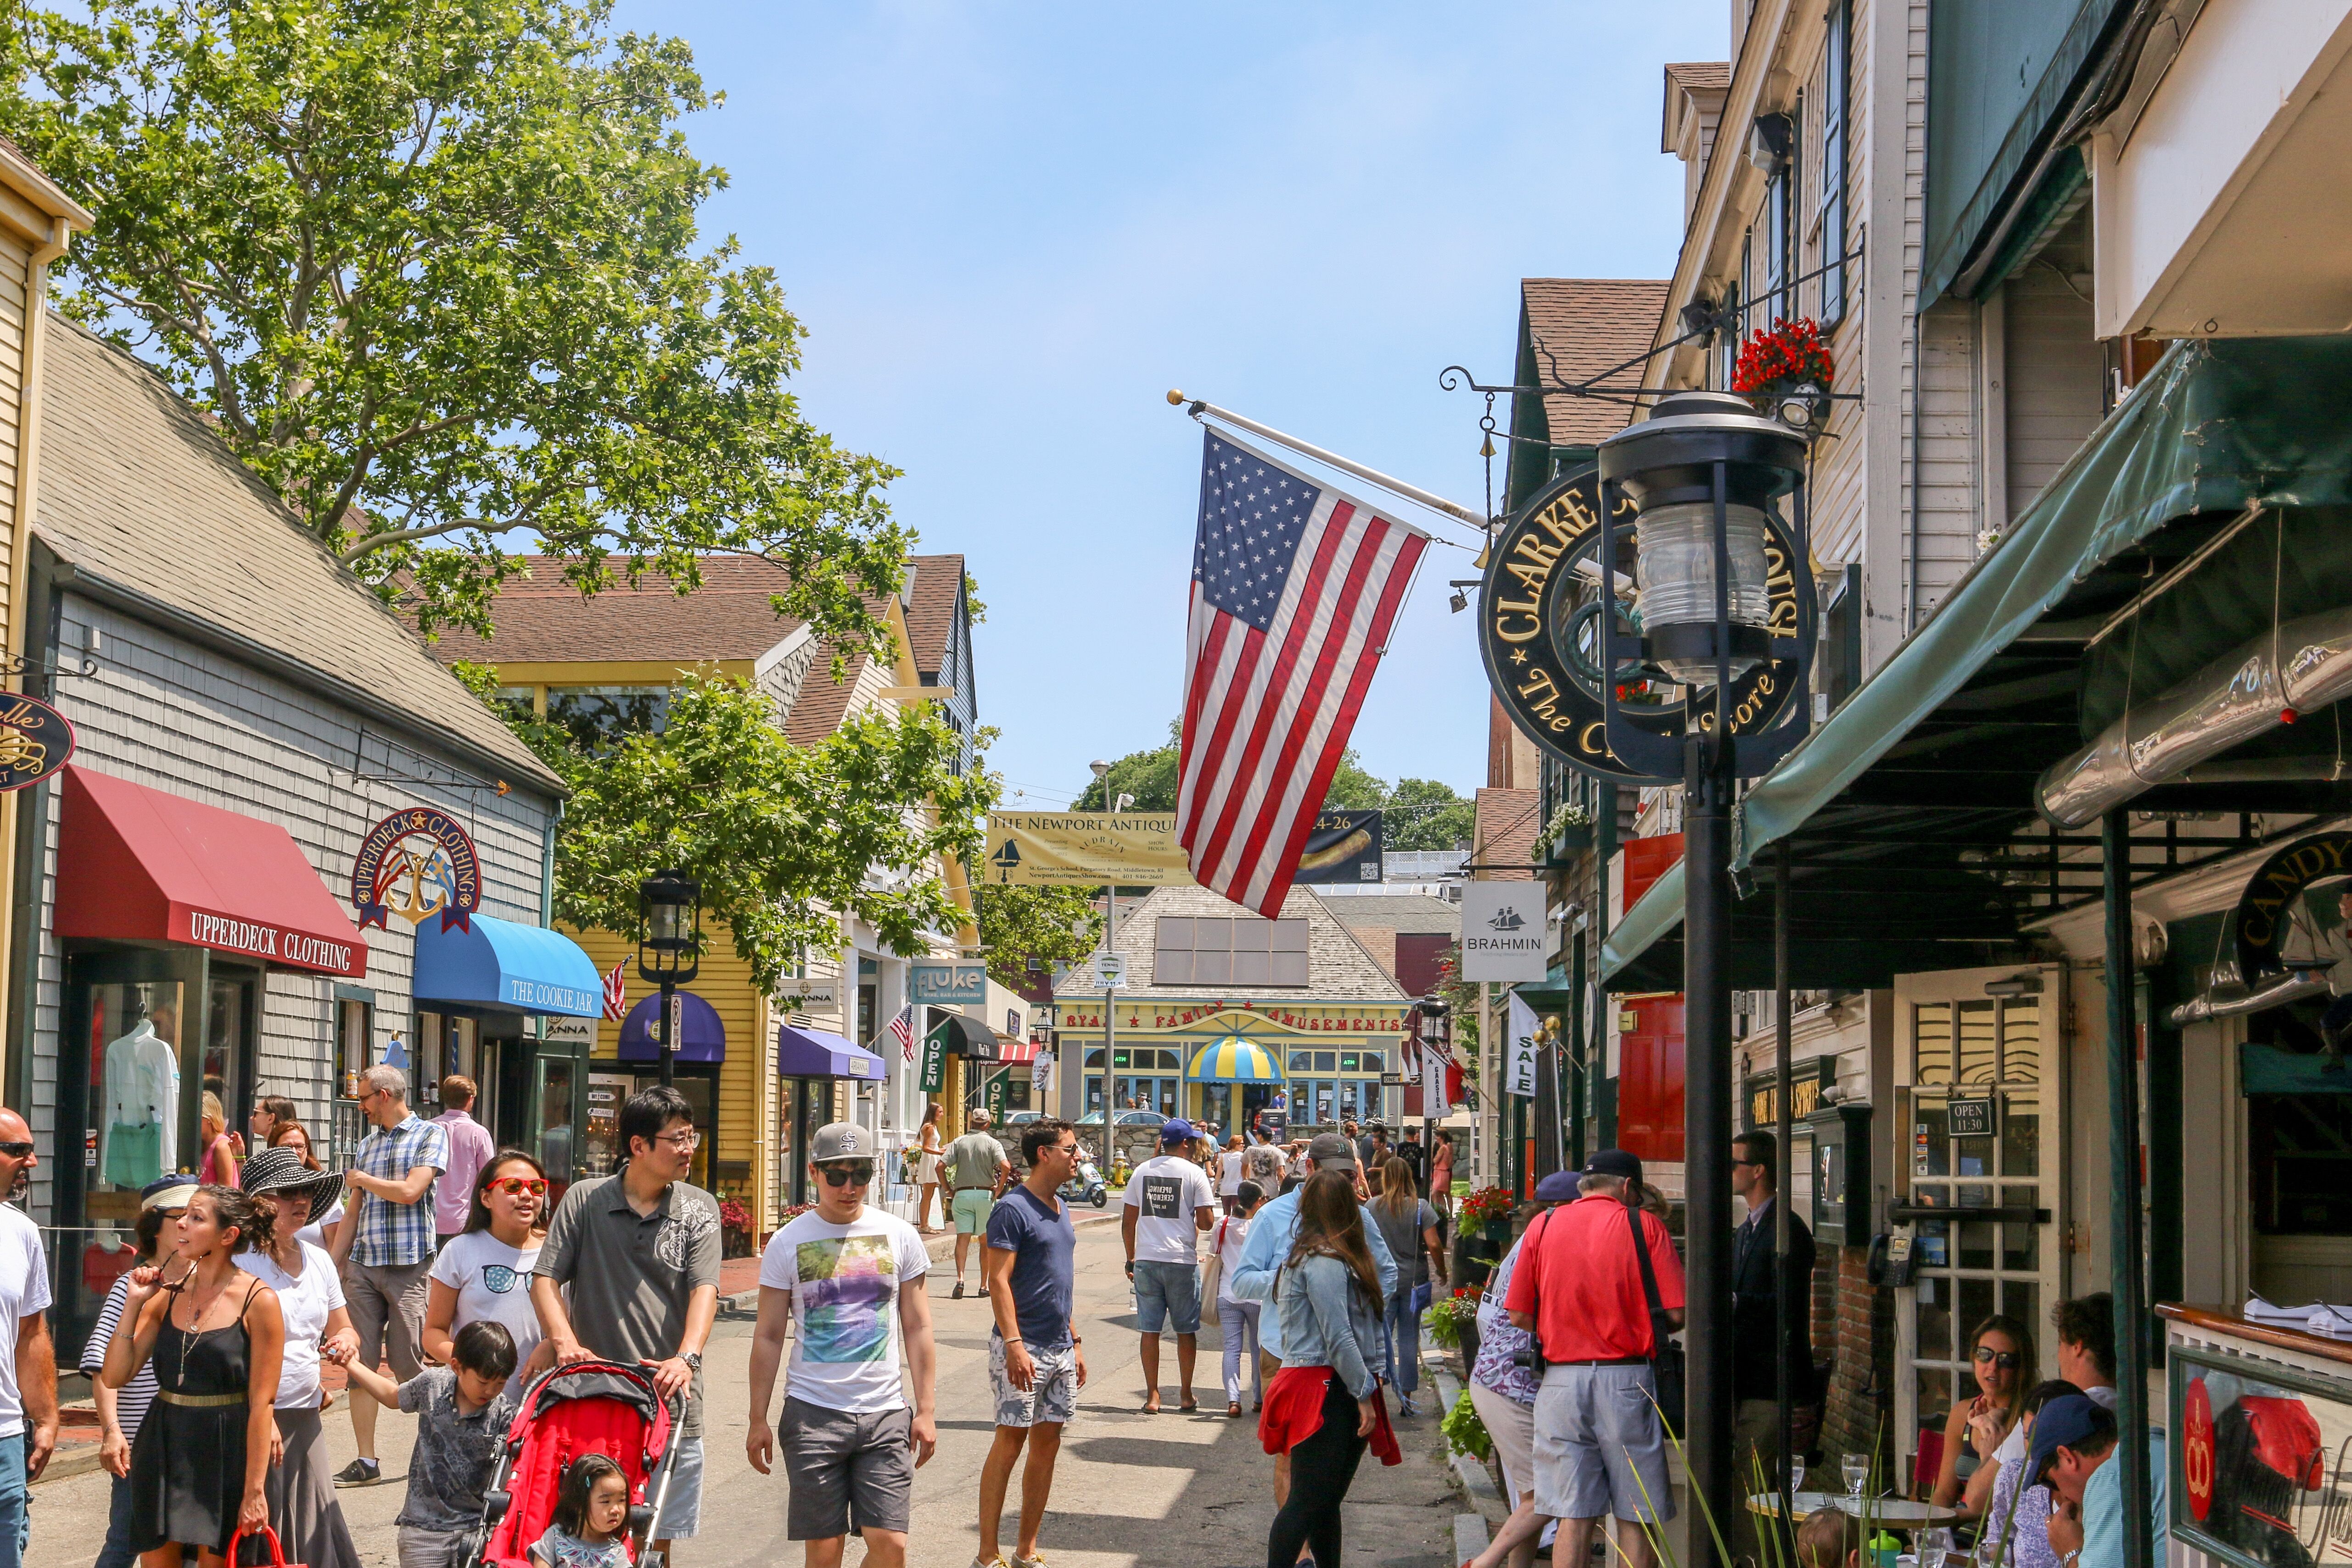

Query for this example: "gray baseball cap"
[1307,1132,1358,1170]
[810,1122,875,1163]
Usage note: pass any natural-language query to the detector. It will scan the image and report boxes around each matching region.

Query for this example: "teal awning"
[1601,337,2352,993]
[413,912,603,1017]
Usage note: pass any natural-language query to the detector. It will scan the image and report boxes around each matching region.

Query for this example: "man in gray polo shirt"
[533,1085,722,1560]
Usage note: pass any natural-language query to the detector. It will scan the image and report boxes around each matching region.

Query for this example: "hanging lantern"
[1597,390,1807,688]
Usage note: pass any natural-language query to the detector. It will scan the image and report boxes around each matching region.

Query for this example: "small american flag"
[887,1004,917,1063]
[1176,429,1429,916]
[601,962,627,1021]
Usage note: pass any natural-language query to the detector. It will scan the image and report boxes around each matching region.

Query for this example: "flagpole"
[1167,390,1488,532]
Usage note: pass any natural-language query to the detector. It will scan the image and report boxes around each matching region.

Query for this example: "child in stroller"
[464,1357,686,1568]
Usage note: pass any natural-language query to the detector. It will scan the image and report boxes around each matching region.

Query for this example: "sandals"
[1226,1401,1244,1418]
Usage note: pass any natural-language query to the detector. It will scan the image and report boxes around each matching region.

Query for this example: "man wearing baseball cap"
[1227,1132,1400,1511]
[1504,1149,1685,1568]
[2030,1393,2167,1568]
[1121,1118,1217,1413]
[747,1122,937,1568]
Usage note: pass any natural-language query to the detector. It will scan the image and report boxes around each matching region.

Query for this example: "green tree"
[1070,723,1181,812]
[974,884,1102,991]
[457,664,990,994]
[0,0,903,643]
[1384,778,1477,852]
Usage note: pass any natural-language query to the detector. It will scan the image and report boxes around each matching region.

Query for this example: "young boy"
[330,1319,521,1568]
[1798,1507,1862,1568]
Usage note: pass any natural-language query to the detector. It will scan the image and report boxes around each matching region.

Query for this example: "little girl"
[1219,1180,1267,1417]
[532,1453,633,1568]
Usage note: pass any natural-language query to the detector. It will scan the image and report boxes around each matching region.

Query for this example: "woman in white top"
[1218,1180,1269,1417]
[236,1148,363,1568]
[916,1101,947,1234]
[429,1148,554,1385]
[1218,1135,1248,1214]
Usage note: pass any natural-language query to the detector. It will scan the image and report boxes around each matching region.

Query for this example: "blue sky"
[613,3,1725,809]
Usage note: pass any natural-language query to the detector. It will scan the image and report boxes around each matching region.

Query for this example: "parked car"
[1076,1108,1167,1175]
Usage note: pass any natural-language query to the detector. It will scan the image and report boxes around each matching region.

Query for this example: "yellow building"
[439,554,978,1235]
[0,142,91,1096]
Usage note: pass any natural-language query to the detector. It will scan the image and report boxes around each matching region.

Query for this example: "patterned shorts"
[988,1331,1078,1428]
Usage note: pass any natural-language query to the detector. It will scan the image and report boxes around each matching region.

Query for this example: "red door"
[1618,994,1685,1162]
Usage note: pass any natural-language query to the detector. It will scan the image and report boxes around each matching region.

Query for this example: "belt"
[155,1389,245,1408]
[1550,1356,1650,1367]
[954,1185,994,1193]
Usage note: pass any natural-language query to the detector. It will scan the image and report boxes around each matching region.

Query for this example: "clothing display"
[101,1021,178,1187]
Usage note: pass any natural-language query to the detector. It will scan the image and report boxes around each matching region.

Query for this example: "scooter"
[1061,1157,1109,1209]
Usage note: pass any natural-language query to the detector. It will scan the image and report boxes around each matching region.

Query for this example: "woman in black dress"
[100,1183,284,1567]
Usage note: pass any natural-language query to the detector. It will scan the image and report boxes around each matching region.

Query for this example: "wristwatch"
[681,1351,702,1372]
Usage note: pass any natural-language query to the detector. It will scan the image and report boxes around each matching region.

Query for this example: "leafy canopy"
[0,0,904,642]
[1071,721,1474,852]
[457,664,991,996]
[974,883,1101,992]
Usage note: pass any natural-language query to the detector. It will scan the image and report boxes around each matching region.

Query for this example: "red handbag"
[225,1523,302,1568]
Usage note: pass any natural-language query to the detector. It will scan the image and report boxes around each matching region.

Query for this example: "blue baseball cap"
[2027,1395,2115,1487]
[1533,1171,1581,1203]
[1159,1117,1196,1145]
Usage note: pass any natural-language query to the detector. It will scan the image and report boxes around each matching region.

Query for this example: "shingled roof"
[1472,787,1540,882]
[1519,279,1670,447]
[32,316,562,793]
[902,553,963,680]
[434,555,805,666]
[1055,884,1408,1004]
[1663,61,1730,92]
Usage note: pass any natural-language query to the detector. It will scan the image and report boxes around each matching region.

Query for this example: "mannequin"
[101,1001,179,1185]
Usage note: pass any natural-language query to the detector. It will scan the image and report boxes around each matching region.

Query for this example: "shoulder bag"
[1201,1216,1226,1326]
[1626,1194,1685,1439]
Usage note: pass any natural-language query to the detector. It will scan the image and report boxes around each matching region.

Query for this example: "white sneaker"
[1013,1555,1047,1568]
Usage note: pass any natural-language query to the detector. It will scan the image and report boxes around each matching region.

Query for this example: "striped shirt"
[79,1272,157,1444]
[351,1114,449,1267]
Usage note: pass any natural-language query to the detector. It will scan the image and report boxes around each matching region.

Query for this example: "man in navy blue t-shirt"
[976,1119,1086,1568]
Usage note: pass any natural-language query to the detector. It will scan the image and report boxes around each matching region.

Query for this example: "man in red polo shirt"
[1504,1149,1685,1568]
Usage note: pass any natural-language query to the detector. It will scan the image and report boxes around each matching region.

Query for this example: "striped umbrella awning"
[1189,1034,1281,1083]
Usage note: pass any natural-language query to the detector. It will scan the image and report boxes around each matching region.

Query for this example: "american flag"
[601,962,627,1021]
[1176,430,1429,916]
[887,1004,917,1063]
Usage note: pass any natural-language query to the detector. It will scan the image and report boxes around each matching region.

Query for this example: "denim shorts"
[1132,1258,1202,1335]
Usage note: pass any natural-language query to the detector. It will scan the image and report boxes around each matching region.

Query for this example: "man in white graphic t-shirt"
[748,1122,938,1568]
[1120,1118,1216,1413]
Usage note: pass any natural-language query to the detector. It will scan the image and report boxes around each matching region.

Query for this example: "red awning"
[997,1036,1040,1064]
[55,765,367,977]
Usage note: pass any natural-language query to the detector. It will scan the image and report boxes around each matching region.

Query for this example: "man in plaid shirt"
[334,1064,448,1487]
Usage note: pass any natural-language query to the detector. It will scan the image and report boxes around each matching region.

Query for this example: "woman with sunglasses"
[1931,1313,2037,1515]
[427,1149,554,1384]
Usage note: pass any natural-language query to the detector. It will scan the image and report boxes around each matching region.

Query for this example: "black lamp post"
[637,870,702,1087]
[1596,390,1811,1546]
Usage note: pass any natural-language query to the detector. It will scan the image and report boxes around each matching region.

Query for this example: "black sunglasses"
[0,1142,31,1158]
[818,1162,876,1187]
[1973,1346,2022,1369]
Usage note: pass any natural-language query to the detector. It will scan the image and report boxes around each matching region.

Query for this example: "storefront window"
[537,1057,576,1183]
[91,981,185,1197]
[583,1072,628,1177]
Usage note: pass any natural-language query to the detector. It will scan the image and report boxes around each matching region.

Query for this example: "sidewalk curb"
[1425,1333,1501,1505]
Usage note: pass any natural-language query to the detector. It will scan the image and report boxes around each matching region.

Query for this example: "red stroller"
[465,1360,683,1568]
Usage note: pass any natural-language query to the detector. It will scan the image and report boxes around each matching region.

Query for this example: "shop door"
[582,1072,630,1178]
[1893,967,2065,1473]
[56,946,210,1360]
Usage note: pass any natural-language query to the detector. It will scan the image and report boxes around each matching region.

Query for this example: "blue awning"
[617,992,724,1063]
[776,1024,888,1082]
[413,913,602,1017]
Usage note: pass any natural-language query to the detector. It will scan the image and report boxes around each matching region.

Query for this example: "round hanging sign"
[2233,829,2352,982]
[1478,465,1809,783]
[351,806,483,932]
[0,694,73,792]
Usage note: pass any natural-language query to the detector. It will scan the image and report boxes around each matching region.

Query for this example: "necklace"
[170,1264,228,1391]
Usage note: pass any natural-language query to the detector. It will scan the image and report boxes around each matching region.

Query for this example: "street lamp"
[1596,388,1810,1547]
[637,869,702,1087]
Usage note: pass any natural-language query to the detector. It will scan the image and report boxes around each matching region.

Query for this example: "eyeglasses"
[655,1131,700,1152]
[818,1162,875,1187]
[488,1177,548,1197]
[0,1142,30,1158]
[1973,1347,2022,1369]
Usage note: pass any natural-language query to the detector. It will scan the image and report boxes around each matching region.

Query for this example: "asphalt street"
[30,1214,1462,1568]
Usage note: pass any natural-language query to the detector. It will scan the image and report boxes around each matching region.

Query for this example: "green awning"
[1599,335,2352,992]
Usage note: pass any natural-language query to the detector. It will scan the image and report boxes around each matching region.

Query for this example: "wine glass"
[1919,1526,1954,1568]
[1842,1451,1871,1499]
[1787,1456,1809,1501]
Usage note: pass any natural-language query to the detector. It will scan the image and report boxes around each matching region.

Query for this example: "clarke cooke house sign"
[1478,465,1806,781]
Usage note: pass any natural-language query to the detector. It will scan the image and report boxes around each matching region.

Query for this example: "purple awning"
[616,991,725,1063]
